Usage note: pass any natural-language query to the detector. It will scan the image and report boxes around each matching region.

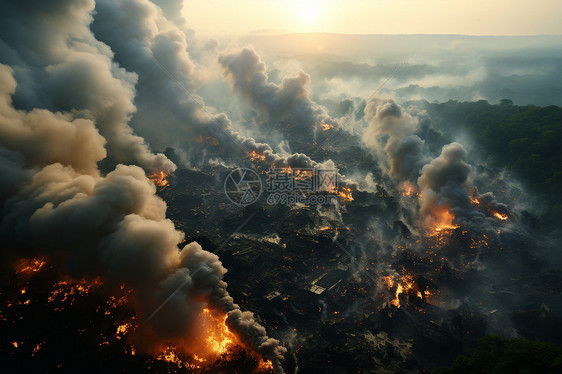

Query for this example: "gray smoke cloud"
[219,47,336,140]
[417,142,501,235]
[417,142,472,223]
[0,65,107,175]
[364,97,430,183]
[0,0,174,174]
[0,0,288,370]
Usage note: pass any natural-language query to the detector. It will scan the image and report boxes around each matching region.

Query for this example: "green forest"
[415,100,562,229]
[433,336,562,374]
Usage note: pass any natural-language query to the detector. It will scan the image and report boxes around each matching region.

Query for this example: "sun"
[295,0,323,24]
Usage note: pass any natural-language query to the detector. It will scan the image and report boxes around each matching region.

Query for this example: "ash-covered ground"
[159,150,562,373]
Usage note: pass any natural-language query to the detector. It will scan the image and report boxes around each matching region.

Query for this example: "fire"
[16,258,46,274]
[248,150,266,162]
[337,187,354,202]
[470,196,480,205]
[399,181,419,197]
[319,122,334,131]
[259,360,274,371]
[382,275,394,289]
[152,308,239,368]
[493,212,508,221]
[429,207,459,234]
[156,345,194,369]
[7,257,268,373]
[293,168,314,181]
[148,170,171,187]
[116,323,133,339]
[201,308,236,356]
[384,274,420,308]
[47,278,104,306]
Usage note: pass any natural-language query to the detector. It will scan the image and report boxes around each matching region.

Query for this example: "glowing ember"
[148,171,171,187]
[429,208,459,234]
[293,168,314,181]
[47,278,103,307]
[16,258,46,274]
[259,360,274,371]
[337,187,354,202]
[384,274,419,308]
[399,181,418,197]
[248,150,266,162]
[493,212,508,221]
[319,122,334,131]
[157,345,189,368]
[382,275,394,288]
[116,323,133,339]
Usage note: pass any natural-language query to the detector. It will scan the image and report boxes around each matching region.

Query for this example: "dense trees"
[433,336,562,374]
[414,100,562,228]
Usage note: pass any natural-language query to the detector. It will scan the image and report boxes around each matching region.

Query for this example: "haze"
[184,0,562,35]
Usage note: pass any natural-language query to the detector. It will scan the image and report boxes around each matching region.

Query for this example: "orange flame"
[248,151,266,162]
[428,207,459,234]
[337,187,354,202]
[259,360,274,371]
[16,258,46,274]
[399,181,419,197]
[470,196,480,205]
[384,274,420,308]
[319,122,334,131]
[148,171,171,187]
[201,308,236,356]
[493,212,508,221]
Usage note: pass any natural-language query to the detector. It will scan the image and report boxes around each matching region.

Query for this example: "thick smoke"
[0,0,287,370]
[219,48,336,140]
[0,65,106,175]
[363,96,508,236]
[0,0,174,174]
[417,142,473,226]
[363,97,430,183]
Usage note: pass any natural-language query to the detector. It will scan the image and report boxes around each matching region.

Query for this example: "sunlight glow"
[294,0,323,24]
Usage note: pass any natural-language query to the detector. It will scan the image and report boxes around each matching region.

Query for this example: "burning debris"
[0,258,274,373]
[149,170,172,188]
[0,1,560,373]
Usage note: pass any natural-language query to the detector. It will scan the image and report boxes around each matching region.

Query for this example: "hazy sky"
[183,0,562,35]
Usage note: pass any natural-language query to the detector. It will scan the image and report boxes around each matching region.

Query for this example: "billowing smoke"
[362,96,509,237]
[219,47,336,140]
[363,97,430,183]
[0,0,288,370]
[417,142,473,228]
[0,0,174,174]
